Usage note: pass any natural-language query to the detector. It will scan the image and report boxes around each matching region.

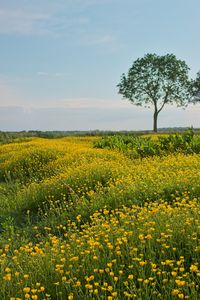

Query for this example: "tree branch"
[157,90,169,114]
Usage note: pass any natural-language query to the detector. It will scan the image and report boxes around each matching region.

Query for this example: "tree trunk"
[153,111,158,132]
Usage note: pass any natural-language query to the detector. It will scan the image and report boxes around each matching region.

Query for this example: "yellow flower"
[75,281,81,287]
[94,282,99,287]
[139,261,147,266]
[35,283,41,287]
[171,289,179,296]
[5,267,11,273]
[190,265,198,272]
[85,284,93,289]
[124,291,131,297]
[23,287,30,293]
[112,292,117,297]
[3,274,11,281]
[175,280,186,287]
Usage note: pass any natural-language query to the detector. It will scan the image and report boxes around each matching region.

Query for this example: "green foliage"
[118,54,191,106]
[94,130,200,158]
[191,70,200,103]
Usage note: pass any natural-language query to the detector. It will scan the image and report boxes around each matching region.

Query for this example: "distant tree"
[117,53,191,132]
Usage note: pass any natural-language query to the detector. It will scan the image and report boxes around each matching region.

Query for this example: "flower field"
[0,136,199,300]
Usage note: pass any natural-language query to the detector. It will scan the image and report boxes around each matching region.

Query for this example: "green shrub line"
[94,129,200,158]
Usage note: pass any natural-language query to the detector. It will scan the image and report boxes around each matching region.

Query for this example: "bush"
[94,129,200,158]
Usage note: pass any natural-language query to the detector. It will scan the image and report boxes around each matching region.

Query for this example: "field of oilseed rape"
[0,136,200,300]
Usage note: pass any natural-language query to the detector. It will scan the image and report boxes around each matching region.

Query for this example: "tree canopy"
[191,71,200,103]
[117,53,192,132]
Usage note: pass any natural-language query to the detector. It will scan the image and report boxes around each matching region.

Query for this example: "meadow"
[0,133,199,300]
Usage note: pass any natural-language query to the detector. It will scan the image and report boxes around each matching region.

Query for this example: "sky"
[0,0,200,131]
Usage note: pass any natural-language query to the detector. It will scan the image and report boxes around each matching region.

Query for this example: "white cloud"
[0,8,50,35]
[0,7,89,37]
[0,4,117,48]
[0,85,133,111]
[1,102,199,132]
[0,87,199,130]
[32,97,131,109]
[0,3,118,52]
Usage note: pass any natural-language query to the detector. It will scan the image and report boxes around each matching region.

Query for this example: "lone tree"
[117,53,191,132]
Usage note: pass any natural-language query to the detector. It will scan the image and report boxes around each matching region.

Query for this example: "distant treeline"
[0,128,200,144]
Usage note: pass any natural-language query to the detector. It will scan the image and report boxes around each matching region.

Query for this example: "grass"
[0,135,199,300]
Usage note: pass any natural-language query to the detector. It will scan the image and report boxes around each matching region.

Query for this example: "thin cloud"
[0,8,89,37]
[0,95,131,110]
[0,8,50,35]
[82,34,116,46]
[37,72,70,77]
[35,97,131,109]
[0,74,31,84]
[37,72,49,76]
[0,4,116,47]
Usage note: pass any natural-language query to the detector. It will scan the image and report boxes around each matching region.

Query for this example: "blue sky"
[0,0,199,131]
